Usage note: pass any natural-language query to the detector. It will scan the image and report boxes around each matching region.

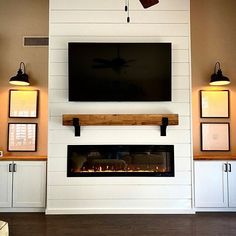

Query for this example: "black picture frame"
[9,90,39,118]
[7,123,37,152]
[200,122,230,151]
[200,90,229,118]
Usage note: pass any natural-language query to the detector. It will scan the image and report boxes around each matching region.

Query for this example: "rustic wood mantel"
[62,114,179,136]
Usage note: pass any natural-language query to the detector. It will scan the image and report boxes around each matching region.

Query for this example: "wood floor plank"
[0,213,236,236]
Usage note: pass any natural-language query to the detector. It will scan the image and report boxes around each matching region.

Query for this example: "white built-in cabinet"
[194,161,236,210]
[0,161,12,207]
[0,161,46,210]
[228,162,236,207]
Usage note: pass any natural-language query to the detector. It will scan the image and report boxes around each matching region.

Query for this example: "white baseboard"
[195,208,236,212]
[0,208,45,213]
[46,208,195,215]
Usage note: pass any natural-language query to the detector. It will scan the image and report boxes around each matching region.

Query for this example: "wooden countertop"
[0,156,47,161]
[194,155,236,161]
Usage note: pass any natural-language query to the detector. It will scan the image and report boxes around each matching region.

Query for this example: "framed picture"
[200,90,229,118]
[7,123,37,152]
[9,90,39,118]
[201,123,230,151]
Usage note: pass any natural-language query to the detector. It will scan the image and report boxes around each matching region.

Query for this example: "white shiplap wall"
[47,0,192,214]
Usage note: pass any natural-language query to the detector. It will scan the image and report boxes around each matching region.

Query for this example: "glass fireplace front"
[67,145,174,177]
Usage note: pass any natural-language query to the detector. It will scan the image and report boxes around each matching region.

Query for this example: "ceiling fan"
[125,0,159,22]
[139,0,159,8]
[93,45,135,73]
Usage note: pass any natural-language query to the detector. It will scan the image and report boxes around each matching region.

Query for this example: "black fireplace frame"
[67,145,174,177]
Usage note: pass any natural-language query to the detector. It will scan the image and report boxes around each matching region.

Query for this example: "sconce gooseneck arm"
[20,62,26,73]
[214,61,221,73]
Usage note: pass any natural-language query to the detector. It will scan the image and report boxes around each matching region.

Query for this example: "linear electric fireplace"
[67,145,174,177]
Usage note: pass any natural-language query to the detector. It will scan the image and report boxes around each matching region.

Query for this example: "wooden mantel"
[62,114,179,136]
[63,114,178,126]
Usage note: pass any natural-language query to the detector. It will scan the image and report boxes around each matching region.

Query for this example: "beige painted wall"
[191,0,236,155]
[0,0,235,157]
[0,0,49,156]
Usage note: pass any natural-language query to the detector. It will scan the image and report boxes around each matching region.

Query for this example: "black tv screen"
[68,42,171,101]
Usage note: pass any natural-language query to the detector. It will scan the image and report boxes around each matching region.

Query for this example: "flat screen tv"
[68,42,171,101]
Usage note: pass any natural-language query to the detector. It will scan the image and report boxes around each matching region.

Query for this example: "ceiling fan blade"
[126,59,136,63]
[92,64,111,69]
[139,0,159,8]
[93,58,111,64]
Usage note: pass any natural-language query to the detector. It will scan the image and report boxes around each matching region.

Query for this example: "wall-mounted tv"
[68,42,171,101]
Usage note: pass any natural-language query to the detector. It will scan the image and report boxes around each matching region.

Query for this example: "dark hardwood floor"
[0,212,236,236]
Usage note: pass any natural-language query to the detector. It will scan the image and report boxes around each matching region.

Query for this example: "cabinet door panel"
[194,161,228,208]
[13,161,46,208]
[228,161,236,207]
[0,162,12,207]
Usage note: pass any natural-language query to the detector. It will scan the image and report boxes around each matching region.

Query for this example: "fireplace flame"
[73,165,169,173]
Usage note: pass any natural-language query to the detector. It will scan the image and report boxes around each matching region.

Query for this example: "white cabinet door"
[0,162,12,207]
[194,161,228,208]
[228,161,236,207]
[13,161,46,208]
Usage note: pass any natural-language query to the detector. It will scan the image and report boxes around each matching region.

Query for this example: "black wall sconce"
[210,62,230,86]
[9,62,30,86]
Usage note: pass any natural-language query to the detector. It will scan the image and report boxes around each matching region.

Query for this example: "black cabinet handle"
[13,163,17,172]
[224,163,228,172]
[9,164,13,172]
[228,163,232,172]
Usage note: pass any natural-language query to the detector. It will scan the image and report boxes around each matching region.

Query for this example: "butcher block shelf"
[0,156,47,161]
[62,114,179,136]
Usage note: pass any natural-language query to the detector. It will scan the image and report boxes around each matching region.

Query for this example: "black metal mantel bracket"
[73,118,80,136]
[160,117,168,136]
